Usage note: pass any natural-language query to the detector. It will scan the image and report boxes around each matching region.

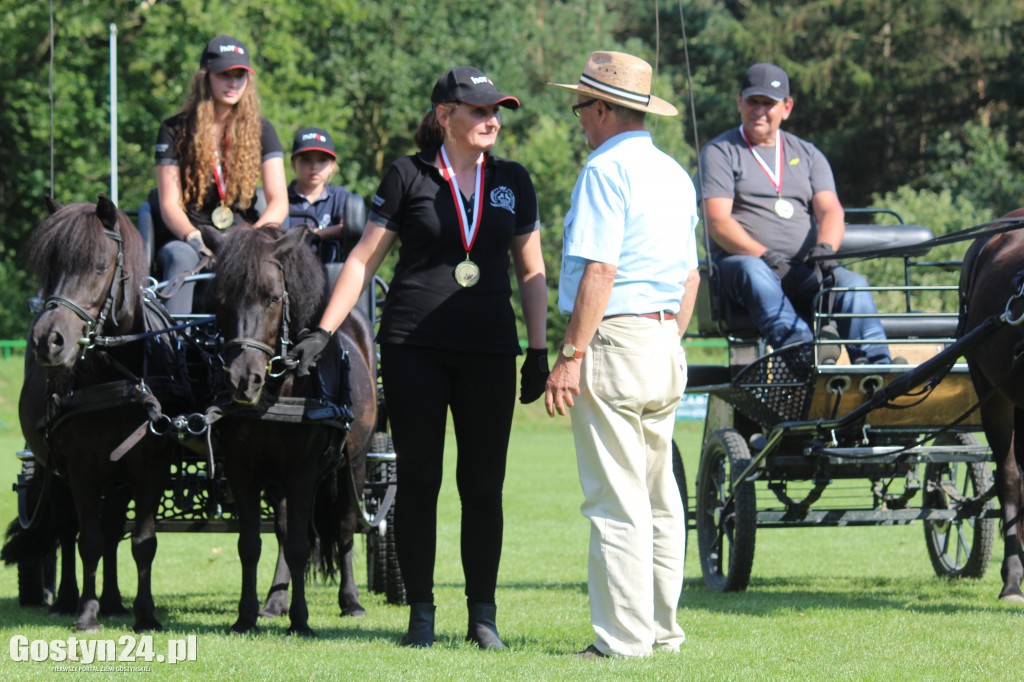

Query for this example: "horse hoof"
[340,605,367,618]
[73,618,102,632]
[259,593,289,619]
[230,621,258,635]
[133,619,163,633]
[287,625,317,638]
[998,593,1024,604]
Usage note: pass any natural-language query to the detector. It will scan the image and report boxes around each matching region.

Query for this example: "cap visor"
[459,94,520,110]
[292,147,337,158]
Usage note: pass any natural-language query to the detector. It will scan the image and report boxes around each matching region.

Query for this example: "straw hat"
[549,51,678,117]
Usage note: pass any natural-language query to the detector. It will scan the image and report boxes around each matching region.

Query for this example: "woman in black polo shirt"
[153,35,288,313]
[289,67,548,649]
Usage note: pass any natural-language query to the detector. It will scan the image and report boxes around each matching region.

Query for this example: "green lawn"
[0,354,1020,680]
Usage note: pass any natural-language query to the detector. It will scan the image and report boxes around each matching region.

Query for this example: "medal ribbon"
[438,146,485,255]
[213,135,230,204]
[739,126,784,196]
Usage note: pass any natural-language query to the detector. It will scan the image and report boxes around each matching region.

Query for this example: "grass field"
[0,353,1020,680]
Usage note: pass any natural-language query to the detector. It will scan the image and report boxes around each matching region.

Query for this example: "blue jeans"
[716,254,890,363]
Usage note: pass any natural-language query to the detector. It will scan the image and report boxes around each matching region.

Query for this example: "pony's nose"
[47,329,66,354]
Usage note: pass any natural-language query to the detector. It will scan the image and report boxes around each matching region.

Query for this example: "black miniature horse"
[960,209,1024,603]
[210,225,376,635]
[21,196,186,630]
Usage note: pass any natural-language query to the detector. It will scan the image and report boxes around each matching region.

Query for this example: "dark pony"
[959,208,1024,603]
[210,225,376,635]
[18,196,185,630]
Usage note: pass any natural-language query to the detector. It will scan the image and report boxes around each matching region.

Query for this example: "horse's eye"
[95,263,110,274]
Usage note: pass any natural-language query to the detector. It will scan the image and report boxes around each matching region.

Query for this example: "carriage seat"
[697,223,944,340]
[135,187,268,271]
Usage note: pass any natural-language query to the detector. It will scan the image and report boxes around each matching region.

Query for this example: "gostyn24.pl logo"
[9,634,197,665]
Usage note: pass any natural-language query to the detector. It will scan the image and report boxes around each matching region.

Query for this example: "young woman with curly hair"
[154,35,287,314]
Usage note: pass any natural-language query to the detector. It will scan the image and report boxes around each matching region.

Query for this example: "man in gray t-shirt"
[700,63,891,364]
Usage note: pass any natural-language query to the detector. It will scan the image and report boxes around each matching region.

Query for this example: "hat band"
[579,72,651,106]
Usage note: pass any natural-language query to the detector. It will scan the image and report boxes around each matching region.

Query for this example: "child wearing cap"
[153,34,288,314]
[287,126,358,263]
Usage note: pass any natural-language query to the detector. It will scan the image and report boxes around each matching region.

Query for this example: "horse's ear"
[96,194,119,230]
[275,224,309,258]
[44,195,62,215]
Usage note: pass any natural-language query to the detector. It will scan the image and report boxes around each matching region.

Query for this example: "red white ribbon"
[739,126,784,195]
[438,146,485,253]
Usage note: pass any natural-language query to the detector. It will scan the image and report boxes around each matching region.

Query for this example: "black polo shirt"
[369,147,540,354]
[154,114,284,229]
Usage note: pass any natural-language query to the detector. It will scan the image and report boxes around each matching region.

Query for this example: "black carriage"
[11,191,407,607]
[686,209,998,591]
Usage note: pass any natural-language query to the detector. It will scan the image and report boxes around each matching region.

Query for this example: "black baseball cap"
[200,35,253,73]
[291,127,336,159]
[430,67,520,109]
[740,63,790,101]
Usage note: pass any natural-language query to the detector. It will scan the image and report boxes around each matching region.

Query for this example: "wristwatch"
[560,343,585,360]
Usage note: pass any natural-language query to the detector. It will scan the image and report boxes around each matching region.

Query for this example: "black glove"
[806,243,839,278]
[288,327,332,377]
[760,249,792,280]
[519,347,550,404]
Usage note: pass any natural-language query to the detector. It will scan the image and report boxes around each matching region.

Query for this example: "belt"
[603,311,674,321]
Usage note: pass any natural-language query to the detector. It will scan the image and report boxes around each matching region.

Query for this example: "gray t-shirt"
[700,127,837,260]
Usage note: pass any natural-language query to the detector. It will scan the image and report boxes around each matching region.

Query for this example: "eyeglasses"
[572,99,599,117]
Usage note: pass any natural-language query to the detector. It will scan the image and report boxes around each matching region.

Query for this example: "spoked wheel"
[364,432,406,605]
[671,440,689,564]
[696,429,756,592]
[922,433,995,579]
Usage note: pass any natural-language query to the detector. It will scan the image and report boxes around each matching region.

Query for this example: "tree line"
[2,0,1022,339]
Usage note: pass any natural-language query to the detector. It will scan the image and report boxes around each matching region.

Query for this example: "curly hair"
[176,69,264,210]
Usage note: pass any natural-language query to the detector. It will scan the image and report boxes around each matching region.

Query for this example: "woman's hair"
[175,68,264,210]
[413,104,454,151]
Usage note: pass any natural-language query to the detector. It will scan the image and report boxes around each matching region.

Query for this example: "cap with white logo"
[740,63,790,101]
[430,66,520,110]
[200,35,253,74]
[291,126,336,159]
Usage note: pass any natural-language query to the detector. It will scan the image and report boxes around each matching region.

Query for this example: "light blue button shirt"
[558,131,699,316]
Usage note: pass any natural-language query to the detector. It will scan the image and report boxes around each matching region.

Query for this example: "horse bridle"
[42,226,127,358]
[220,258,294,378]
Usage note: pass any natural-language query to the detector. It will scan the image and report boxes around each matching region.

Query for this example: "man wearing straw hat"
[546,51,699,659]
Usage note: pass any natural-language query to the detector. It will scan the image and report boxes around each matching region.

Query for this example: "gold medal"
[211,205,234,229]
[454,259,481,288]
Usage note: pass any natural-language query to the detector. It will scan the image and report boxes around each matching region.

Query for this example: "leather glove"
[806,243,839,278]
[760,249,792,280]
[519,347,550,404]
[185,230,213,258]
[288,327,332,377]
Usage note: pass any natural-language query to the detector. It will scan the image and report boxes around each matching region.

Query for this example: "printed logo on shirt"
[372,194,385,207]
[320,213,331,227]
[790,158,801,166]
[490,186,515,214]
[155,143,169,153]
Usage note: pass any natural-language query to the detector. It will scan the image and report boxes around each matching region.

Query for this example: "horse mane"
[24,201,148,319]
[213,226,325,330]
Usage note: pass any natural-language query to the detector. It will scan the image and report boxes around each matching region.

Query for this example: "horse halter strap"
[42,227,126,354]
[221,258,294,378]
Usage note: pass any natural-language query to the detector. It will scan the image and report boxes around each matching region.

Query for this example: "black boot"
[401,603,435,648]
[466,601,506,650]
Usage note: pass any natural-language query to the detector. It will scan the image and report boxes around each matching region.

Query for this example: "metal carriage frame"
[685,209,999,592]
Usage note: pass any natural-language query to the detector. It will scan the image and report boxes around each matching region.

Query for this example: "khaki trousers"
[570,317,688,657]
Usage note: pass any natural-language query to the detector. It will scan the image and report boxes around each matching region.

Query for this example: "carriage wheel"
[671,439,689,565]
[696,428,756,592]
[364,432,406,605]
[922,433,995,579]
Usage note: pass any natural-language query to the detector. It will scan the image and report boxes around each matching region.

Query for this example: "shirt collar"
[588,130,652,162]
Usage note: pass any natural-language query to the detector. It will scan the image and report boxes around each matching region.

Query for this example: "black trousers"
[380,343,516,605]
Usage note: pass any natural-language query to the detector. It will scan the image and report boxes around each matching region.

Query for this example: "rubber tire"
[364,432,406,604]
[696,428,757,592]
[922,433,995,579]
[671,439,689,565]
